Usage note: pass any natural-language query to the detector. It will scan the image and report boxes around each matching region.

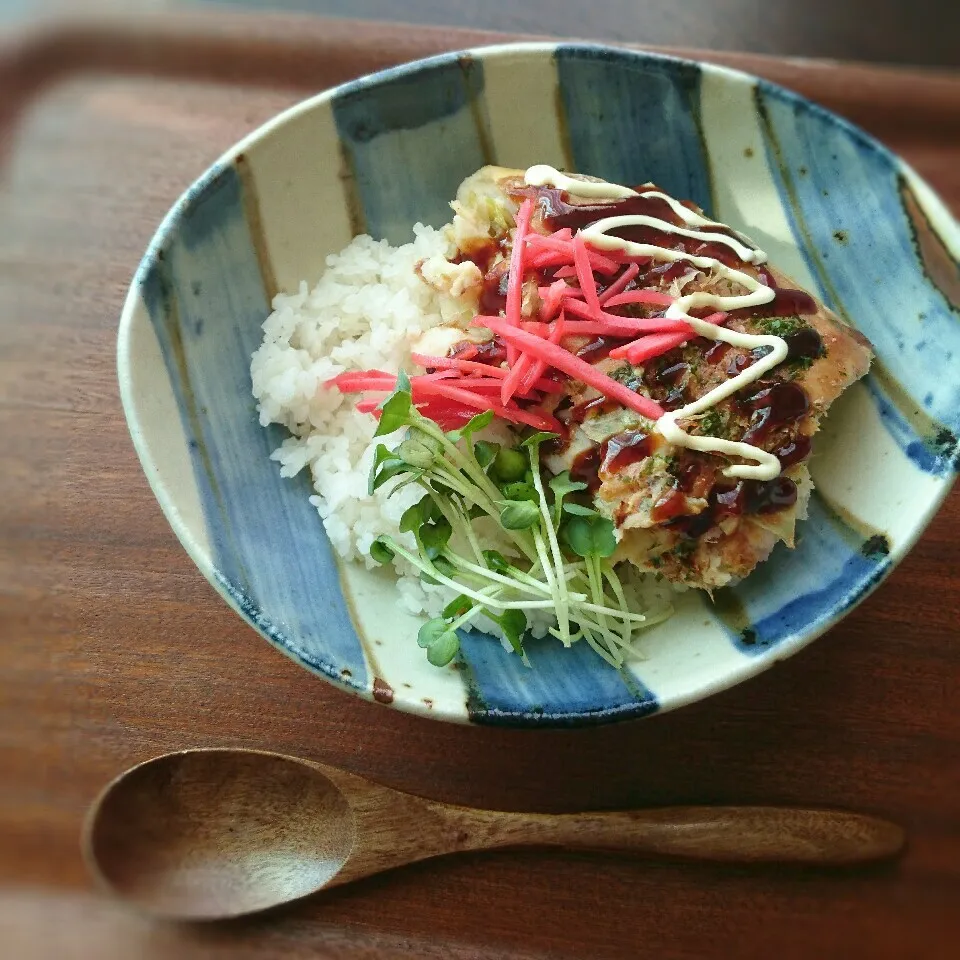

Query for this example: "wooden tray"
[2,11,960,959]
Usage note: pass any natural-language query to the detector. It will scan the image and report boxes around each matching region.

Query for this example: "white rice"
[250,223,568,642]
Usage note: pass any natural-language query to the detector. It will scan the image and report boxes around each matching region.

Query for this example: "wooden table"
[217,0,960,68]
[2,10,960,959]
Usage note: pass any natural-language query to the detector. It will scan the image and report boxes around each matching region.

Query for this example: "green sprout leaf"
[447,409,494,443]
[497,499,541,531]
[442,594,473,620]
[420,555,456,584]
[371,442,395,466]
[489,447,527,484]
[563,513,617,559]
[369,537,395,565]
[386,470,425,496]
[474,440,501,470]
[563,502,598,517]
[420,517,452,552]
[372,459,411,492]
[409,428,444,455]
[464,408,495,433]
[500,481,538,502]
[548,470,588,526]
[521,431,559,449]
[549,471,587,500]
[497,608,527,656]
[374,372,412,437]
[416,618,460,666]
[417,618,449,648]
[399,500,429,535]
[426,629,460,666]
[368,444,395,495]
[397,436,436,469]
[421,496,441,522]
[482,550,510,572]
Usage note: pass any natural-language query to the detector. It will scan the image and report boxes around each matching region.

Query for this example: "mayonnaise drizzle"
[524,164,766,257]
[525,163,638,199]
[523,164,787,481]
[584,214,764,265]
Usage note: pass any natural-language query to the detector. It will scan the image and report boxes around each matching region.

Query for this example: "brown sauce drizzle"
[654,359,692,411]
[568,394,618,425]
[570,446,603,494]
[472,336,507,365]
[576,336,625,364]
[651,489,689,523]
[602,430,655,473]
[784,327,825,361]
[772,434,811,469]
[705,341,730,364]
[454,240,500,274]
[479,261,510,315]
[712,477,799,517]
[665,472,800,540]
[739,382,809,446]
[656,360,690,386]
[736,270,817,318]
[569,427,656,494]
[747,475,799,513]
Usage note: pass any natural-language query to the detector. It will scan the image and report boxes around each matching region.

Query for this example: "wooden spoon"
[82,748,904,920]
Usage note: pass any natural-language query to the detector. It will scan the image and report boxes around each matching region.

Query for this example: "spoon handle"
[489,807,904,864]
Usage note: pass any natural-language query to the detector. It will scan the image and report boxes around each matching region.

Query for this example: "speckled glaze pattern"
[117,44,960,725]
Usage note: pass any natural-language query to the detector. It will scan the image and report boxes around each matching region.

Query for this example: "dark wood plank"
[216,0,960,68]
[2,14,960,960]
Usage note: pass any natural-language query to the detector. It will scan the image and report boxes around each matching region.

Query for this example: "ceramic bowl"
[118,43,960,725]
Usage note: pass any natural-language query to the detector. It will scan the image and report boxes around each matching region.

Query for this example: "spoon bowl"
[85,750,356,919]
[84,748,906,921]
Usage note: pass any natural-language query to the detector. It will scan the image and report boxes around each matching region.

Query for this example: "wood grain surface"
[214,0,960,68]
[2,11,960,960]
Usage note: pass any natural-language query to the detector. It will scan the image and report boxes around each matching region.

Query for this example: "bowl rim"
[117,40,960,725]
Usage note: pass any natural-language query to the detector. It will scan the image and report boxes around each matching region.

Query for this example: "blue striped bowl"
[118,43,960,725]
